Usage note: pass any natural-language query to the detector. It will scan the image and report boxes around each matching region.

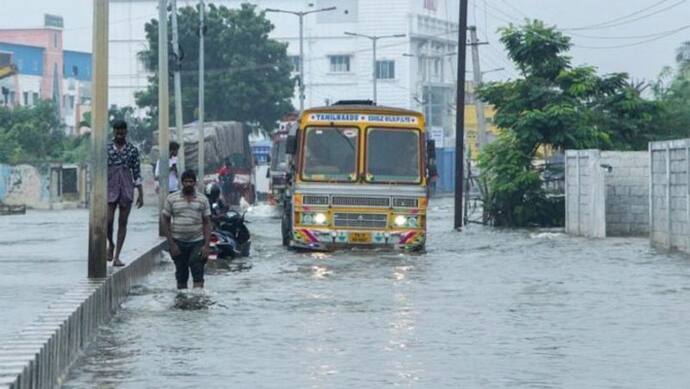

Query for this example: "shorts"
[108,193,133,208]
[171,239,206,288]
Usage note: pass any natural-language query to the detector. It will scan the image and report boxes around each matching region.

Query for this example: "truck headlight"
[314,213,327,225]
[302,212,328,225]
[394,215,407,227]
[394,215,419,228]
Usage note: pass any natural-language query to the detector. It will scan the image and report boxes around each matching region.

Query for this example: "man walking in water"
[162,169,211,289]
[107,119,144,267]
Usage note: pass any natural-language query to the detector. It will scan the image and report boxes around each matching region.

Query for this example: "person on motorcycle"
[205,183,227,221]
[217,158,236,206]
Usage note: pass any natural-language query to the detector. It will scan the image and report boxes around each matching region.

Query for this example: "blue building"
[63,50,91,81]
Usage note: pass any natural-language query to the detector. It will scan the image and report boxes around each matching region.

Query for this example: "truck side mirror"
[286,135,297,154]
[426,140,436,160]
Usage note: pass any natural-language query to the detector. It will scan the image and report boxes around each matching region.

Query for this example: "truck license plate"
[349,232,372,244]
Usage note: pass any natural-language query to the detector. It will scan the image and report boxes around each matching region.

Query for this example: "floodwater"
[0,207,160,341]
[63,198,690,388]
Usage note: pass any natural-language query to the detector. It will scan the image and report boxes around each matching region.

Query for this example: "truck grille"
[392,198,418,208]
[331,196,390,207]
[334,213,387,229]
[303,195,329,206]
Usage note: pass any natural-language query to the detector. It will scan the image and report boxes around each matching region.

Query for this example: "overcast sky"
[2,0,689,82]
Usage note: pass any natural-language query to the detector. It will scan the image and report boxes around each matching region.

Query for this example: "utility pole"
[198,0,205,186]
[88,0,108,278]
[344,32,406,104]
[468,26,488,151]
[158,0,170,236]
[171,0,185,172]
[455,0,469,231]
[265,6,337,112]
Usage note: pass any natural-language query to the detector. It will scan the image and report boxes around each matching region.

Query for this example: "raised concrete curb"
[0,240,165,389]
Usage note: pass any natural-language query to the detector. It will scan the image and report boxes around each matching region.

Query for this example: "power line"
[564,0,673,30]
[565,0,688,31]
[574,23,690,49]
[569,24,690,40]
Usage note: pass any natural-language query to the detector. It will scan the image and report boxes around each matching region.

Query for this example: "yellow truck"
[281,100,435,251]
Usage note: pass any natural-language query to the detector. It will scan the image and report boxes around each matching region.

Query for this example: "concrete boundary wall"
[0,240,165,389]
[566,150,650,238]
[600,151,649,236]
[565,150,606,238]
[650,139,690,252]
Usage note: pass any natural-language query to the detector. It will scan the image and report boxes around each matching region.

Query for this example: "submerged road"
[45,198,690,387]
[0,207,160,341]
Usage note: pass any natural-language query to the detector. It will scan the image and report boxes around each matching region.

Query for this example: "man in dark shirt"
[107,120,144,266]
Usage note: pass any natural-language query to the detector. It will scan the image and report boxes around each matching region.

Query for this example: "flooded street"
[63,198,690,388]
[0,207,160,341]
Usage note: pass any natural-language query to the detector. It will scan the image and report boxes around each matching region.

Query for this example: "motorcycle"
[205,184,251,261]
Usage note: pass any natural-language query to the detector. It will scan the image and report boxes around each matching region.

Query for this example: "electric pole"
[88,0,108,278]
[468,26,488,151]
[265,6,337,112]
[344,32,406,104]
[171,0,185,172]
[455,0,469,231]
[158,0,170,236]
[198,0,205,185]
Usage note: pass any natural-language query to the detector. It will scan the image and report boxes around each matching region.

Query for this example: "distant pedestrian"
[162,169,211,289]
[155,141,180,194]
[217,157,236,205]
[107,119,143,267]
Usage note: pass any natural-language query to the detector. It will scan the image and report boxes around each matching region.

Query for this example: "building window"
[376,60,395,79]
[329,55,352,73]
[289,56,300,73]
[54,33,59,48]
[433,58,443,80]
[23,92,28,106]
[32,92,39,105]
[72,65,79,77]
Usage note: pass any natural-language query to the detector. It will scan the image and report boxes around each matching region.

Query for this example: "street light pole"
[198,0,205,186]
[171,0,185,172]
[158,0,170,236]
[344,32,406,104]
[265,6,337,111]
[455,0,469,231]
[88,0,108,278]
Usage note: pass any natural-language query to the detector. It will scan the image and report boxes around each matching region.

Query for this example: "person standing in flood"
[107,119,144,267]
[155,141,180,194]
[162,169,211,289]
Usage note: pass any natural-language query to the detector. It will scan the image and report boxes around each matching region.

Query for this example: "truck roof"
[302,104,423,118]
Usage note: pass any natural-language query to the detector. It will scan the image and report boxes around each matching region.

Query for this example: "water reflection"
[64,199,690,388]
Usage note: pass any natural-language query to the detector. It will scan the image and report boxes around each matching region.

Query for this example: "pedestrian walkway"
[0,206,160,340]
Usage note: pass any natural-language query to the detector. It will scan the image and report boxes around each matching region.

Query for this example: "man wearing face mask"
[107,119,143,267]
[162,169,212,289]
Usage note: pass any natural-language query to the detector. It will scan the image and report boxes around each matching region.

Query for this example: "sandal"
[112,258,126,267]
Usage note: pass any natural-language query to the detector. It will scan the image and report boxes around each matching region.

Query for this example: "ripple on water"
[63,198,690,388]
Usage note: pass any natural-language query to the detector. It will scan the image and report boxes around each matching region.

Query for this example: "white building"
[110,0,458,139]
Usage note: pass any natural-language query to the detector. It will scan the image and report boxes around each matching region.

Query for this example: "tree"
[0,100,65,164]
[136,3,295,132]
[477,20,665,227]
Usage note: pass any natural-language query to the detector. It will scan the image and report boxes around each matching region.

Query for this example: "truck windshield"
[366,128,421,183]
[303,127,358,181]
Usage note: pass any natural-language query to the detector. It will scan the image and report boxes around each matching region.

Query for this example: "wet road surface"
[62,199,690,388]
[0,207,160,340]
